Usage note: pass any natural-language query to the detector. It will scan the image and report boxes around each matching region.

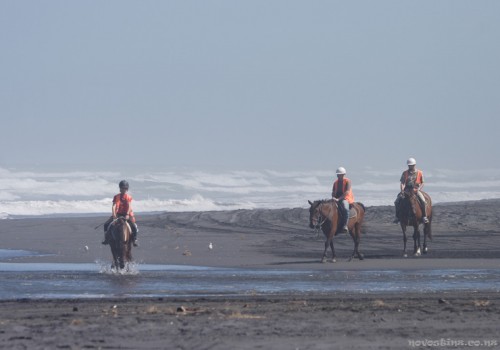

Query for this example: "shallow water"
[1,261,499,300]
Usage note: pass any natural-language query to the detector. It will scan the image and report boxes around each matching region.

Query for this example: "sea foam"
[1,166,500,217]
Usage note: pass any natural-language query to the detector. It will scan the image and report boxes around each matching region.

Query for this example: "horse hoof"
[331,259,337,263]
[414,249,421,257]
[321,258,327,263]
[423,247,428,254]
[403,254,408,258]
[359,254,364,261]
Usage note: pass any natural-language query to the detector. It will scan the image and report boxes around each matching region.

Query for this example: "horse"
[397,190,433,257]
[308,199,366,263]
[106,216,133,270]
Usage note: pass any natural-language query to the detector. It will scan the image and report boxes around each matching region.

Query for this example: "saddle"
[337,204,358,219]
[333,204,357,234]
[109,218,132,241]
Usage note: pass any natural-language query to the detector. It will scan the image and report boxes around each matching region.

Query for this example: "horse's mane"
[319,199,334,204]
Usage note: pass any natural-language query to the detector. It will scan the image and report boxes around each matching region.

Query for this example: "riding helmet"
[407,158,417,166]
[119,180,129,189]
[336,167,347,175]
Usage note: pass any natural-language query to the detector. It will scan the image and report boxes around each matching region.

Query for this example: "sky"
[1,1,499,172]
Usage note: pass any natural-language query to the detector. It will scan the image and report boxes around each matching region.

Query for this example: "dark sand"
[1,200,500,349]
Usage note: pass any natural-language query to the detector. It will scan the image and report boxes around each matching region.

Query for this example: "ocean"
[1,166,500,217]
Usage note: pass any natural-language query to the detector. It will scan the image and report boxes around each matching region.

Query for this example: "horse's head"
[400,190,420,218]
[110,217,131,241]
[308,199,335,229]
[402,190,418,202]
[308,200,322,229]
[114,217,126,229]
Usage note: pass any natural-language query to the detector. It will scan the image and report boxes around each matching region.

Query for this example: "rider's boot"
[102,231,110,245]
[393,209,400,224]
[421,204,429,224]
[341,216,349,233]
[102,220,111,244]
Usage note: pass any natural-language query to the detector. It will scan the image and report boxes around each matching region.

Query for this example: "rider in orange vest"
[332,167,354,233]
[102,180,139,247]
[394,158,429,224]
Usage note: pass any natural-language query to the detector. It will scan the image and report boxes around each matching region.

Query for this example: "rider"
[331,167,355,233]
[394,158,429,224]
[102,180,139,247]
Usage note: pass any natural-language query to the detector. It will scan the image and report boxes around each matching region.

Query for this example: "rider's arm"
[418,172,425,191]
[399,172,406,193]
[334,180,350,201]
[112,203,118,218]
[339,180,351,200]
[126,201,132,218]
[332,188,341,201]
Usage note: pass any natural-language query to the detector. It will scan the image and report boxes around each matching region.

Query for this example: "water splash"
[96,259,140,276]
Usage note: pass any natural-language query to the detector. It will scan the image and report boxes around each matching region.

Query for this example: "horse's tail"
[355,202,366,235]
[357,202,366,212]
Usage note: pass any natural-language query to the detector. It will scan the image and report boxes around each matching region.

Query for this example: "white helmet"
[336,167,347,175]
[407,158,417,166]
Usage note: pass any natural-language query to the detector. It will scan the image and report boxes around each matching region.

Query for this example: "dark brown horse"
[107,217,133,270]
[398,190,432,257]
[308,199,366,263]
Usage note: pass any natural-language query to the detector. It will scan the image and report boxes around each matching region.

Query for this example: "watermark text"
[409,338,498,348]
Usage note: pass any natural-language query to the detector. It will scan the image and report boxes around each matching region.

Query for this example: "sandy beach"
[1,200,500,349]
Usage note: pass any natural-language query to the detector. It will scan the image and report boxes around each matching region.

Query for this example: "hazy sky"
[1,1,499,171]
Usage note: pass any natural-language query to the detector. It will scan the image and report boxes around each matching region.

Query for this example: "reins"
[94,216,125,230]
[313,201,333,237]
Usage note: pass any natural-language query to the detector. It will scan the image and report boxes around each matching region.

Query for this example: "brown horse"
[107,217,133,270]
[308,199,366,263]
[398,190,433,257]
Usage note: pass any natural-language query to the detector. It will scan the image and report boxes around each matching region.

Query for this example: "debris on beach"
[177,306,187,313]
[473,300,490,307]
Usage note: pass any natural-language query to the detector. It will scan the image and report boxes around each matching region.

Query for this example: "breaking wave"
[1,166,500,217]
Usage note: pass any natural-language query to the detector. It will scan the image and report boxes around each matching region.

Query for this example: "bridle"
[311,201,333,236]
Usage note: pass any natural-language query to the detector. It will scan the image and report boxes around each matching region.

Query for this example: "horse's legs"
[354,223,364,260]
[423,221,431,254]
[322,235,336,263]
[413,226,421,256]
[423,233,428,254]
[110,243,118,269]
[329,240,336,263]
[322,239,329,263]
[348,228,360,261]
[401,224,408,258]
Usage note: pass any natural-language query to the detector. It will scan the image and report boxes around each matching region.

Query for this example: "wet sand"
[1,200,500,349]
[1,293,499,350]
